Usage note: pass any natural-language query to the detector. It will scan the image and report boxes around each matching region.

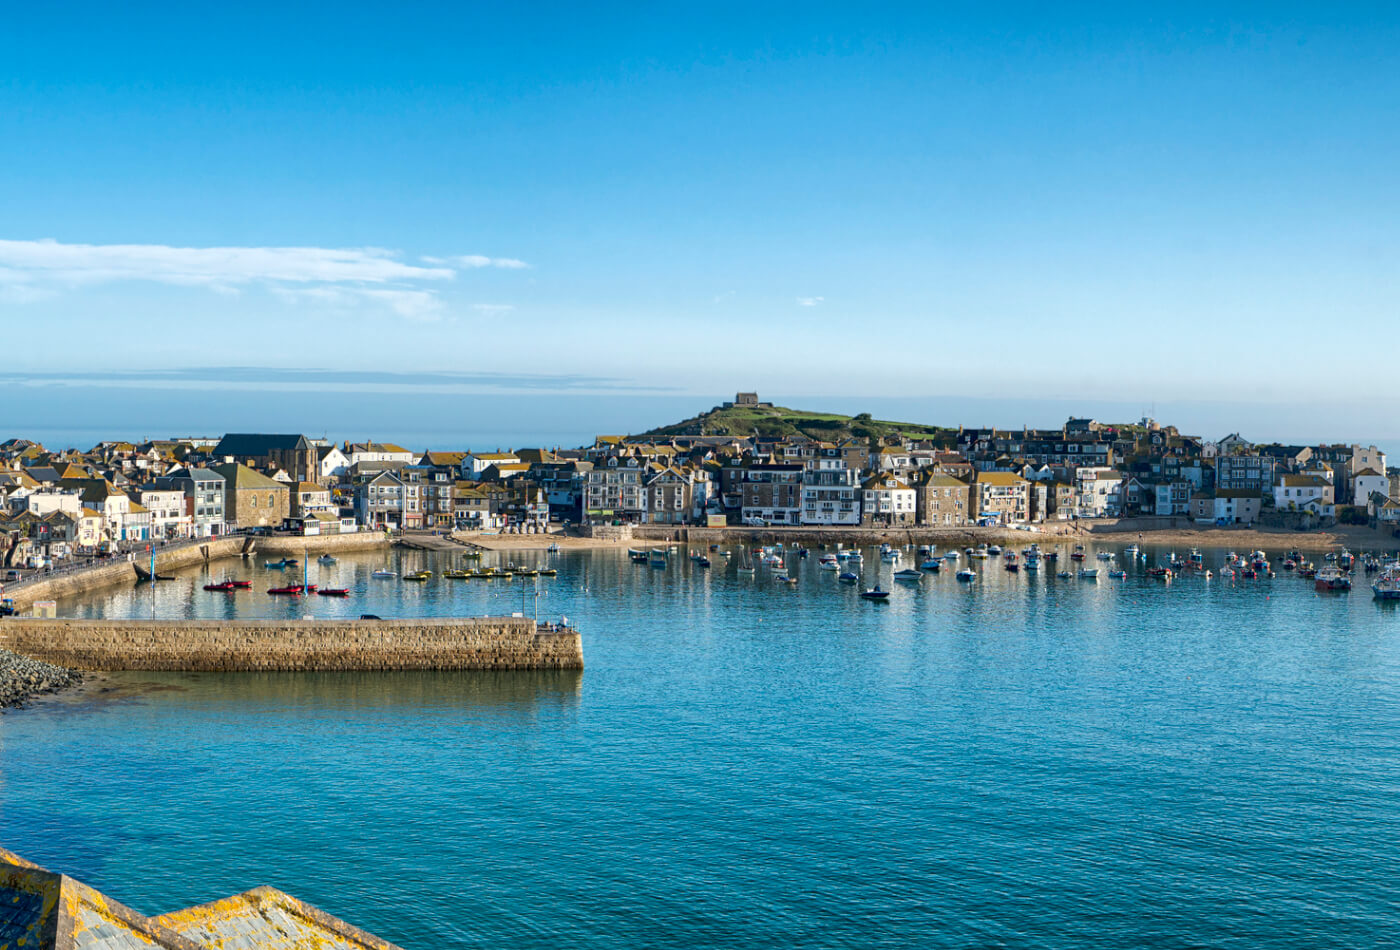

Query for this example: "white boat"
[894,568,923,581]
[970,546,990,560]
[880,550,901,563]
[818,555,840,571]
[371,569,396,578]
[944,551,960,561]
[1078,568,1099,579]
[1124,543,1139,554]
[318,554,337,564]
[1096,551,1114,561]
[955,568,976,581]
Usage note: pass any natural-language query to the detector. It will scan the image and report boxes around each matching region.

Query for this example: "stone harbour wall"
[0,617,582,672]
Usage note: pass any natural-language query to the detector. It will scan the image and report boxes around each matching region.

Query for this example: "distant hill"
[642,402,958,444]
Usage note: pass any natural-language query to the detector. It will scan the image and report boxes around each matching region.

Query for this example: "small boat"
[955,568,976,582]
[1339,550,1355,570]
[1043,551,1059,562]
[650,550,667,569]
[987,544,1002,555]
[316,588,350,597]
[404,570,432,582]
[1108,570,1127,579]
[1124,543,1139,554]
[1147,566,1173,579]
[860,585,890,600]
[443,569,471,579]
[894,568,923,581]
[547,543,562,553]
[629,549,650,563]
[847,551,864,563]
[264,558,298,569]
[1371,569,1400,600]
[943,550,960,561]
[919,559,942,572]
[970,545,989,560]
[1070,545,1086,561]
[1297,565,1317,579]
[203,581,238,592]
[1077,568,1099,580]
[1315,567,1351,592]
[318,555,337,565]
[267,585,303,595]
[230,580,252,589]
[1004,552,1019,572]
[819,555,840,571]
[838,571,859,584]
[1096,551,1114,561]
[780,575,798,585]
[372,569,397,579]
[1056,570,1073,579]
[880,549,901,563]
[538,568,558,577]
[697,557,711,568]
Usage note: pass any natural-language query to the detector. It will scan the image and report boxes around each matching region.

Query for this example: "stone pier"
[0,617,582,672]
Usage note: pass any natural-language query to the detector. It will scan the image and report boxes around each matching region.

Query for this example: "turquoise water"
[5,542,1400,948]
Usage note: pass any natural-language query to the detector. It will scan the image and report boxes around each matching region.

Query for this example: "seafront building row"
[1,396,1398,570]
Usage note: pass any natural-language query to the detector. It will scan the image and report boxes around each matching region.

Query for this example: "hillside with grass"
[642,402,958,444]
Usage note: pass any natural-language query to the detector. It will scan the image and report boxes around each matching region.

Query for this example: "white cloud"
[453,254,529,269]
[797,296,824,307]
[471,303,516,314]
[0,238,453,286]
[0,238,528,319]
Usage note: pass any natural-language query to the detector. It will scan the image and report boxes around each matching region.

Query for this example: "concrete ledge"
[0,617,582,672]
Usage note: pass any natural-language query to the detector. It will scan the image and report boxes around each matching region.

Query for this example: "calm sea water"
[5,541,1400,949]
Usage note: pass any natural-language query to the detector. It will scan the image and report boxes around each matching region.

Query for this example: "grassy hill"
[642,402,958,445]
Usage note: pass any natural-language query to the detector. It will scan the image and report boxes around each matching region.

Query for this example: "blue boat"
[264,558,298,569]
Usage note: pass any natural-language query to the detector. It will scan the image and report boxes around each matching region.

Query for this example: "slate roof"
[213,434,310,457]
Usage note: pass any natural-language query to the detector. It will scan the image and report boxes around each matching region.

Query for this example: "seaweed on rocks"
[0,648,84,709]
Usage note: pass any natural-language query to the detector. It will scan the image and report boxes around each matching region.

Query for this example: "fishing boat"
[1077,568,1099,579]
[955,568,976,582]
[1055,570,1073,579]
[1023,553,1039,573]
[316,588,350,597]
[847,550,864,564]
[1124,543,1139,555]
[1042,550,1059,562]
[838,571,859,583]
[894,568,923,581]
[628,549,650,564]
[1108,569,1127,579]
[443,569,471,579]
[371,569,397,579]
[317,555,337,565]
[819,554,840,571]
[737,549,757,575]
[267,585,303,595]
[404,570,432,582]
[650,550,667,569]
[1070,545,1086,561]
[1147,566,1173,579]
[1371,569,1400,600]
[860,585,890,600]
[1315,567,1351,592]
[697,556,711,568]
[970,545,989,560]
[1003,552,1019,572]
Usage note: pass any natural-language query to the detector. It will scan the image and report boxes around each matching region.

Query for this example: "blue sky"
[2,4,1398,446]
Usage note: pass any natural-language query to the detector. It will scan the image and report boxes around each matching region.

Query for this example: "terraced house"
[209,464,289,528]
[912,470,971,526]
[971,470,1030,525]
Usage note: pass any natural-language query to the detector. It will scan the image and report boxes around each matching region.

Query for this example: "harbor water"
[5,541,1400,948]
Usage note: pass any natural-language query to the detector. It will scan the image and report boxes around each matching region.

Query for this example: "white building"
[1073,468,1122,518]
[861,474,916,526]
[1352,469,1390,508]
[801,459,860,526]
[1274,474,1334,511]
[347,442,416,468]
[462,452,521,477]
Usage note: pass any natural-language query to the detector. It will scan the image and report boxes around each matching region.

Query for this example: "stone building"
[209,464,290,529]
[212,433,317,483]
[912,470,971,526]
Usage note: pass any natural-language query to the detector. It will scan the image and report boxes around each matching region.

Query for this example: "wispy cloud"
[796,296,824,307]
[471,303,516,314]
[0,238,525,319]
[449,254,529,269]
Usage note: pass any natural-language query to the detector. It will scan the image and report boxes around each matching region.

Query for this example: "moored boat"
[860,585,890,600]
[955,568,976,582]
[1371,569,1400,600]
[267,585,303,595]
[1315,567,1352,592]
[894,568,923,581]
[372,569,396,579]
[315,588,350,597]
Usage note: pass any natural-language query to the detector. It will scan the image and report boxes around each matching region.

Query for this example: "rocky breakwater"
[0,647,83,709]
[0,616,583,672]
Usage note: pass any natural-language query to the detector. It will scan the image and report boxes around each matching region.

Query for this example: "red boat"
[203,581,237,592]
[316,588,350,597]
[230,580,252,589]
[267,585,304,595]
